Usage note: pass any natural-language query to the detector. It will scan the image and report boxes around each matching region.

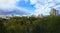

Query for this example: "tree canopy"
[0,15,60,33]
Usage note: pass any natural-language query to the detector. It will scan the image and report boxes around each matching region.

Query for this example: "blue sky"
[0,0,60,16]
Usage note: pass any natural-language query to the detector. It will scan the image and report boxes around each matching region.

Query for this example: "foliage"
[0,16,60,33]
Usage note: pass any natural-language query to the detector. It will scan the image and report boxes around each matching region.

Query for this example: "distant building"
[0,15,10,19]
[37,14,44,18]
[50,8,58,16]
[0,15,14,19]
[33,14,44,18]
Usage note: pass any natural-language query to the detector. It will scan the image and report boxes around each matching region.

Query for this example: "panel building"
[50,8,58,16]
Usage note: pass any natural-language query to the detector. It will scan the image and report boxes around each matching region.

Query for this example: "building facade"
[50,8,58,16]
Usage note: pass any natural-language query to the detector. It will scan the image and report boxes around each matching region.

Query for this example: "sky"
[0,0,60,16]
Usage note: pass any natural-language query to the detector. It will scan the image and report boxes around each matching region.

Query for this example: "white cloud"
[30,0,38,4]
[0,0,60,16]
[0,0,20,10]
[0,0,31,16]
[33,4,50,15]
[55,0,60,3]
[0,0,29,12]
[30,0,60,15]
[16,7,29,12]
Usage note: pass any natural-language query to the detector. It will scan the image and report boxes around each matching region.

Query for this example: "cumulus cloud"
[0,0,29,11]
[30,0,60,15]
[0,0,60,16]
[16,7,29,12]
[0,0,31,16]
[30,0,37,4]
[33,4,50,15]
[0,0,20,10]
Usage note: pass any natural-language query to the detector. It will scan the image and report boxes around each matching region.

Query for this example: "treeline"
[0,15,60,33]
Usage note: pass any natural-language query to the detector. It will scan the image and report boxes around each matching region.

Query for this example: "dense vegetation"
[0,15,60,33]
